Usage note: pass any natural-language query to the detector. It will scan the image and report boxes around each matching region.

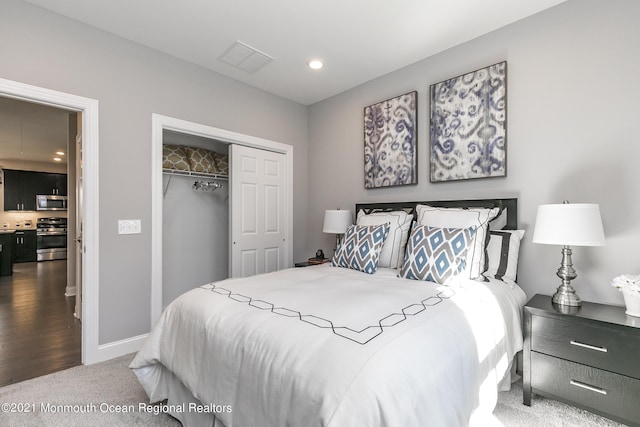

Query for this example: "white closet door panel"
[264,185,280,234]
[241,155,257,174]
[240,249,257,277]
[264,158,280,177]
[264,247,280,274]
[231,144,287,278]
[240,183,258,235]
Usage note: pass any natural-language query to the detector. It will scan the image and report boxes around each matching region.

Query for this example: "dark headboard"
[355,198,518,229]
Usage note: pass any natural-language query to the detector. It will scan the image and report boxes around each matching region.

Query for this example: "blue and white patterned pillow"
[399,224,476,284]
[415,205,499,281]
[331,223,390,274]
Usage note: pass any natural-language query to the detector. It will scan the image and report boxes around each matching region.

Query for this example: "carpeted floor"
[493,380,625,427]
[0,353,179,427]
[0,353,628,426]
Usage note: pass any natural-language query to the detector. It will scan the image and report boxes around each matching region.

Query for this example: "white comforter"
[131,264,526,427]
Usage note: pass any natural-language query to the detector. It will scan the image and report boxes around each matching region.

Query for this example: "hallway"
[0,260,80,386]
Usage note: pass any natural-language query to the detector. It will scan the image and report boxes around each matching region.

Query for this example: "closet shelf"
[163,168,228,180]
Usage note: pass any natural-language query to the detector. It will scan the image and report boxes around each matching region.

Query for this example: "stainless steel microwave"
[36,194,68,211]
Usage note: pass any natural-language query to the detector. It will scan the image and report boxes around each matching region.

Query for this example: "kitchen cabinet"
[0,231,14,276]
[3,169,67,211]
[34,172,67,196]
[14,230,37,263]
[3,169,36,211]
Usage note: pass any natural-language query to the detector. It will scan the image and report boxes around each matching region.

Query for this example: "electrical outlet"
[118,219,141,235]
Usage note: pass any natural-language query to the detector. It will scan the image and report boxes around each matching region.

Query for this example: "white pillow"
[356,210,411,269]
[415,205,499,280]
[486,229,525,284]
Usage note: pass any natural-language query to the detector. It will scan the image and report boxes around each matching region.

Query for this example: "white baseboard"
[89,333,149,365]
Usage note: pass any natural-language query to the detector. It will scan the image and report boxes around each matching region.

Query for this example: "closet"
[161,130,288,309]
[162,131,229,307]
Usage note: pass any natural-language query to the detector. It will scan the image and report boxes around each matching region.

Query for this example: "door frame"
[0,77,101,364]
[151,114,293,326]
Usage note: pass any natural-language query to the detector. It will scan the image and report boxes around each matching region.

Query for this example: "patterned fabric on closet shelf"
[184,147,219,174]
[214,153,229,175]
[162,144,191,171]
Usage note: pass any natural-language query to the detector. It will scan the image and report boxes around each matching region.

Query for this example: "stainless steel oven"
[36,217,67,261]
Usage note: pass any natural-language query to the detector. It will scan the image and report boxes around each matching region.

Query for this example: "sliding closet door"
[230,144,287,278]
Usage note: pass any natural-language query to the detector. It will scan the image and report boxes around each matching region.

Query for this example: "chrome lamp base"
[333,234,341,254]
[552,285,582,306]
[552,245,581,307]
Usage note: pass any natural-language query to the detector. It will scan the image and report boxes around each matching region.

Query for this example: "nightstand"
[294,259,329,267]
[523,294,640,426]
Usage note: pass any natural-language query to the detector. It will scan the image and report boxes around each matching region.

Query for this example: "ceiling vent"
[218,41,274,73]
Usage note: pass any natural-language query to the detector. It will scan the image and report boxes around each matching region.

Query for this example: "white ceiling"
[22,0,566,105]
[0,97,71,165]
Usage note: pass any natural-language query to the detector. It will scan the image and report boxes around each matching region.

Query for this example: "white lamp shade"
[323,209,352,234]
[532,203,605,246]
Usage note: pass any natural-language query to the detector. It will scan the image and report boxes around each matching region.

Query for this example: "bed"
[131,198,527,427]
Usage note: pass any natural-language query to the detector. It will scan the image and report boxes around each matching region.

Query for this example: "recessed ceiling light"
[56,151,65,156]
[53,157,62,162]
[308,59,323,70]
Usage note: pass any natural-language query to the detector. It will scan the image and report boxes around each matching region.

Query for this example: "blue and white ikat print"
[364,91,417,189]
[399,224,476,284]
[332,223,390,274]
[430,61,506,182]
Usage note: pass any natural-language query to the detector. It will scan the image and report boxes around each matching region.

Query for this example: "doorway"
[0,77,100,365]
[0,97,78,385]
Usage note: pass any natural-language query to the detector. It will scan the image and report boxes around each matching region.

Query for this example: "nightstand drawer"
[531,314,640,378]
[531,352,640,423]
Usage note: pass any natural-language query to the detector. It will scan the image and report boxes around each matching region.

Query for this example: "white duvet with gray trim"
[131,264,526,427]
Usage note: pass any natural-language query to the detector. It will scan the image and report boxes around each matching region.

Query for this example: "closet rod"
[162,168,228,180]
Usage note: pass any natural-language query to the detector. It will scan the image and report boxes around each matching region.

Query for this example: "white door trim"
[0,77,101,365]
[151,114,293,326]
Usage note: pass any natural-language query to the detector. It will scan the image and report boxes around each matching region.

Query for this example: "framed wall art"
[429,61,507,182]
[364,91,417,189]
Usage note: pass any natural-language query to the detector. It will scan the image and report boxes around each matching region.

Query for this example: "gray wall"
[0,0,308,343]
[307,0,640,306]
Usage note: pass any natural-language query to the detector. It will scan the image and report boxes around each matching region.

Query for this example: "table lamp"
[323,209,352,253]
[532,201,605,306]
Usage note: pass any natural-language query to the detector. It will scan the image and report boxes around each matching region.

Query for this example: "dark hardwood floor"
[0,260,81,386]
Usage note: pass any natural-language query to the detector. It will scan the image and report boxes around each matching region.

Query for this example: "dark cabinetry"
[14,230,37,263]
[523,294,640,426]
[4,169,35,211]
[0,231,14,275]
[3,169,67,211]
[34,172,67,196]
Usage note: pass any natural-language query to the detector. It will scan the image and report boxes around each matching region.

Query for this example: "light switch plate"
[118,219,141,234]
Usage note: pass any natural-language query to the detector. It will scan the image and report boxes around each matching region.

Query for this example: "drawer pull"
[570,380,607,395]
[570,340,607,353]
